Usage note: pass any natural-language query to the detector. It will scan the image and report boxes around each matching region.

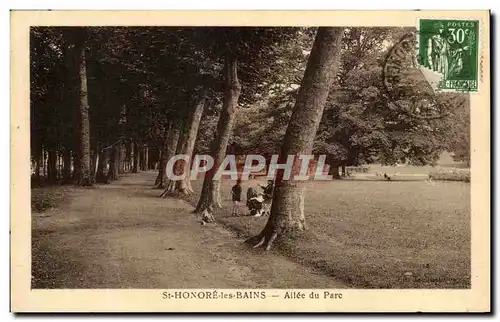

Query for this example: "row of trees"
[31,26,469,247]
[31,27,159,185]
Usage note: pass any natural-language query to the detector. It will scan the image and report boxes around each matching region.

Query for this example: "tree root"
[160,187,192,198]
[201,209,215,224]
[79,177,93,187]
[152,182,165,189]
[177,187,192,196]
[245,231,278,251]
[193,203,216,225]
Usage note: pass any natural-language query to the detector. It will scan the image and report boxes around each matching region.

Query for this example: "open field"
[342,153,470,182]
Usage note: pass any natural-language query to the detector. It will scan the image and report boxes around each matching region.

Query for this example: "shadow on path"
[32,171,346,289]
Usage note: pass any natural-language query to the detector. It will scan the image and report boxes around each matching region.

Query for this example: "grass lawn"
[190,177,470,289]
[364,152,469,177]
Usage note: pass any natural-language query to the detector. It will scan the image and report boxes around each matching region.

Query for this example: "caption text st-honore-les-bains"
[162,291,343,300]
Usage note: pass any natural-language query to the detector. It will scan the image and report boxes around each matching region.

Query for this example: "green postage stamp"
[419,19,479,92]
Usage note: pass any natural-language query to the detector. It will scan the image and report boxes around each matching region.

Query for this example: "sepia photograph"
[11,10,490,312]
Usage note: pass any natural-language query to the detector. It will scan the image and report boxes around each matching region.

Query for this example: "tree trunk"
[159,121,183,194]
[107,156,115,181]
[246,28,344,250]
[144,146,149,171]
[127,143,133,172]
[62,148,72,183]
[118,104,127,173]
[166,126,187,194]
[42,149,46,177]
[139,145,146,171]
[132,142,140,173]
[47,147,58,183]
[74,38,93,186]
[34,146,42,179]
[61,28,77,184]
[72,146,80,181]
[114,147,120,179]
[129,142,134,172]
[58,153,63,179]
[96,149,108,183]
[341,165,346,177]
[195,57,241,220]
[34,152,41,179]
[154,129,169,188]
[169,96,206,195]
[118,142,126,174]
[107,147,119,181]
[328,162,341,179]
[93,147,100,178]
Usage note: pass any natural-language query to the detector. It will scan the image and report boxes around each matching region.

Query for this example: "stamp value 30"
[418,19,479,92]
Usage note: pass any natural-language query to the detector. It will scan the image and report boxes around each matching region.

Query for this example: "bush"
[346,166,369,173]
[31,187,69,212]
[428,169,470,182]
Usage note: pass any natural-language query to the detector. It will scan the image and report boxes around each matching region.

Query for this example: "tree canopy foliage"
[230,28,470,172]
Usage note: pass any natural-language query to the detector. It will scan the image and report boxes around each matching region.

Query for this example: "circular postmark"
[382,32,454,120]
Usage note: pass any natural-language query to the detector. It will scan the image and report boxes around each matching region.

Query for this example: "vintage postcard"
[11,10,490,312]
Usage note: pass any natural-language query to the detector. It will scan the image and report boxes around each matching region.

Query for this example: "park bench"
[248,171,268,179]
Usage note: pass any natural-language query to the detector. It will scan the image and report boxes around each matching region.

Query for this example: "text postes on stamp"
[418,19,479,92]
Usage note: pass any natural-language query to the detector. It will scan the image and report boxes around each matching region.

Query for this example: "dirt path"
[32,172,346,289]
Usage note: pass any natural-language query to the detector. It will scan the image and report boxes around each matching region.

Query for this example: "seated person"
[246,186,258,207]
[247,186,264,216]
[259,180,274,201]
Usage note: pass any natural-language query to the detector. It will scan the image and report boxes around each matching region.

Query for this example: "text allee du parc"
[161,290,343,300]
